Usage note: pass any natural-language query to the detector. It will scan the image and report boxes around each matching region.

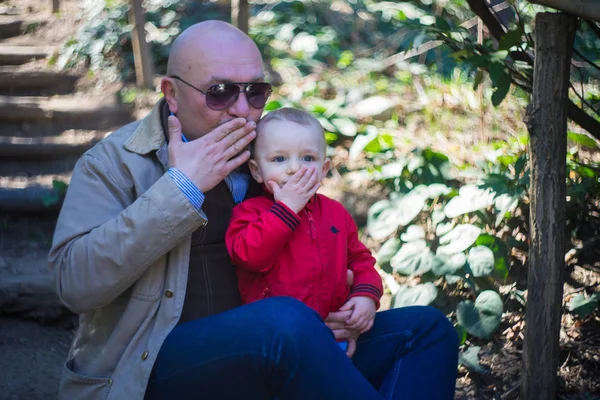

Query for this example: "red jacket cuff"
[269,202,301,231]
[349,283,382,309]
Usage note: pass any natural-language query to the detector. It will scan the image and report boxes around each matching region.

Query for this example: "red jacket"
[225,193,383,319]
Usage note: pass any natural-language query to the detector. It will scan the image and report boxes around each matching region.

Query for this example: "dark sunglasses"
[170,75,272,111]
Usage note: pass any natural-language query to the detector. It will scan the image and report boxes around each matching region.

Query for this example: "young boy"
[225,108,383,350]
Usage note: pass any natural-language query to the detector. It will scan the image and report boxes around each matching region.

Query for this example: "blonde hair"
[257,107,324,134]
[254,108,325,152]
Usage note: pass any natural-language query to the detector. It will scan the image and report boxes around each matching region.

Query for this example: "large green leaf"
[376,237,401,274]
[432,252,466,276]
[467,246,495,277]
[390,240,434,275]
[437,224,482,255]
[568,131,599,149]
[400,225,425,242]
[367,192,427,240]
[493,193,520,227]
[475,234,510,280]
[367,200,399,240]
[444,184,495,218]
[456,291,503,339]
[459,346,486,373]
[331,117,358,137]
[391,283,438,308]
[567,294,599,318]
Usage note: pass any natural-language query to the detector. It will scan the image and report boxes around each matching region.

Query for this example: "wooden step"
[0,45,54,65]
[0,95,133,129]
[0,16,23,39]
[0,130,101,158]
[0,155,81,177]
[0,66,79,95]
[0,174,70,212]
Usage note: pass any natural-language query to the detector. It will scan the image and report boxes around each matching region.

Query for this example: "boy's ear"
[248,159,263,183]
[321,158,331,178]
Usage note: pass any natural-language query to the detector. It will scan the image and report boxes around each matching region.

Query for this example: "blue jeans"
[145,297,458,400]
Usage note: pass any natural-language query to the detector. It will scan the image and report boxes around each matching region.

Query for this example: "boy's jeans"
[145,297,458,400]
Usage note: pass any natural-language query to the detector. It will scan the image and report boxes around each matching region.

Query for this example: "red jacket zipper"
[306,209,316,239]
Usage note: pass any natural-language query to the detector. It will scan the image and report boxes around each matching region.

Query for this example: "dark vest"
[157,99,262,324]
[178,179,260,323]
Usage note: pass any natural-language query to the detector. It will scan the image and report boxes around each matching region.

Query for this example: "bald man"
[49,21,458,400]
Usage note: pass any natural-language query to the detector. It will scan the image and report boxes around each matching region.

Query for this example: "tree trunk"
[527,0,600,24]
[522,12,577,400]
[231,0,249,34]
[129,0,154,89]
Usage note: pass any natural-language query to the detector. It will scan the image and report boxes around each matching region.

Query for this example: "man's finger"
[209,118,248,142]
[325,310,352,323]
[224,150,251,174]
[346,270,354,287]
[346,338,357,358]
[224,130,256,160]
[167,115,182,145]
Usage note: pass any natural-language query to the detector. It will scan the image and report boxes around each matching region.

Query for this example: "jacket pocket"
[59,359,111,400]
[131,256,166,301]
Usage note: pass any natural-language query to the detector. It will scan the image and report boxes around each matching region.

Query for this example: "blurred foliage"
[58,0,600,369]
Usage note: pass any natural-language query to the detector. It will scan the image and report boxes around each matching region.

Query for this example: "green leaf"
[459,346,487,373]
[456,290,503,339]
[489,63,511,107]
[367,200,400,240]
[435,221,455,237]
[455,324,467,346]
[568,294,599,318]
[331,117,358,137]
[498,23,525,51]
[437,224,482,255]
[400,225,425,242]
[367,192,426,240]
[444,185,495,218]
[435,17,451,32]
[568,132,599,149]
[467,246,495,277]
[475,234,510,280]
[264,100,282,111]
[424,183,452,199]
[473,69,484,91]
[376,237,401,274]
[391,283,438,308]
[390,240,434,275]
[349,129,377,160]
[432,252,466,276]
[494,193,519,227]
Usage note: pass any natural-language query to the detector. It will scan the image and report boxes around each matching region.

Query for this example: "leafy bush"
[365,134,600,348]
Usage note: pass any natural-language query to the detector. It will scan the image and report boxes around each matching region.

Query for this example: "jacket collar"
[123,99,169,156]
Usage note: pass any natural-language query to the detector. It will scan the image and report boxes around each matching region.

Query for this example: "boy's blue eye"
[273,156,285,162]
[303,155,315,162]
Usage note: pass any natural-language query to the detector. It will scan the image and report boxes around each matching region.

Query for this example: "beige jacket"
[49,101,205,400]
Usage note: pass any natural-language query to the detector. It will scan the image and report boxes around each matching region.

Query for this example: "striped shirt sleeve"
[167,167,205,212]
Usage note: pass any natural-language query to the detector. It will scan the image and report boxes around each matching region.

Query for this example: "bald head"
[167,20,261,77]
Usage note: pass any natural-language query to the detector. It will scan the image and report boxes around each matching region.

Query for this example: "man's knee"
[255,297,326,337]
[420,306,459,346]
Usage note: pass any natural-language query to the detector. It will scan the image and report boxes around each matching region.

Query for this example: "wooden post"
[52,0,60,13]
[231,0,249,34]
[129,0,154,89]
[522,12,577,400]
